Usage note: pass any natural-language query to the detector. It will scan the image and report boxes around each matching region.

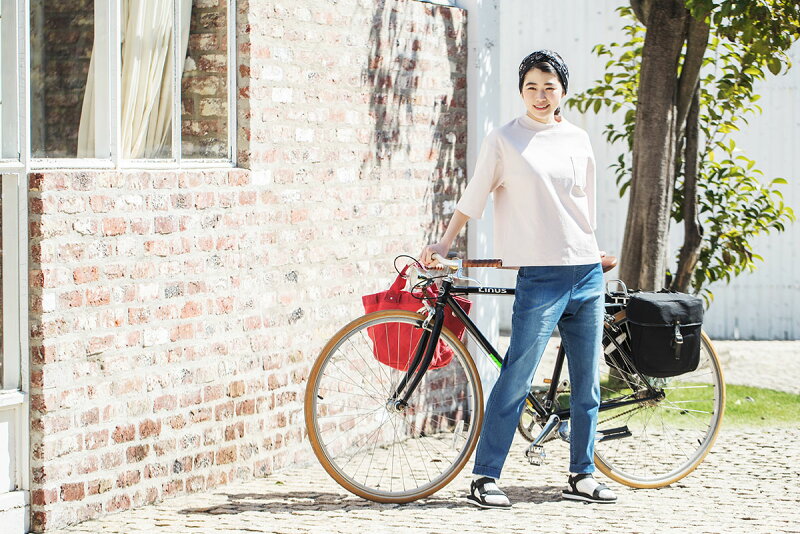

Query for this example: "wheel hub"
[385,398,407,414]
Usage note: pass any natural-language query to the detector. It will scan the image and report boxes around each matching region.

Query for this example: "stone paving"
[50,341,800,534]
[713,340,800,395]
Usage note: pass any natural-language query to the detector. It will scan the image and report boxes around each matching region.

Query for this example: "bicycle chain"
[556,370,655,426]
[559,386,645,426]
[598,403,644,425]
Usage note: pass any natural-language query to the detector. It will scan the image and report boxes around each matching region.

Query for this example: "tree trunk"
[672,89,703,292]
[619,0,689,291]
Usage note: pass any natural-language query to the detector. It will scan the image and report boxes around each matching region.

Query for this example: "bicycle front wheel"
[594,331,725,488]
[305,310,484,503]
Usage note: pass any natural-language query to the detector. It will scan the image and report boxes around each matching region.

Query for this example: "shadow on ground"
[179,485,562,515]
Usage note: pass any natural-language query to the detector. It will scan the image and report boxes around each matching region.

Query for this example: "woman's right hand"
[420,242,451,268]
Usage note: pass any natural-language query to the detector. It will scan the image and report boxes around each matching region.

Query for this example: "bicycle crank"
[525,414,561,466]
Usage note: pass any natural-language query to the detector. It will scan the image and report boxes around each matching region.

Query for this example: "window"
[1,0,23,391]
[1,0,20,161]
[0,172,22,392]
[29,0,95,158]
[0,182,3,387]
[182,0,230,159]
[28,0,234,165]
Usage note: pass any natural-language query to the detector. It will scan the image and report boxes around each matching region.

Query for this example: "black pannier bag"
[626,291,704,378]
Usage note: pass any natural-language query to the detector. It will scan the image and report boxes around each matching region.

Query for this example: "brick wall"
[28,0,467,530]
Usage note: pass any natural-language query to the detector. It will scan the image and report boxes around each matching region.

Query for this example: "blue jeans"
[472,263,604,479]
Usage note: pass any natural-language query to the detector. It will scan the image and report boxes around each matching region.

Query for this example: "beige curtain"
[78,0,192,158]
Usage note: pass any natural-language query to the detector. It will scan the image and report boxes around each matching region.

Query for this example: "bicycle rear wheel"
[594,331,725,488]
[305,310,483,503]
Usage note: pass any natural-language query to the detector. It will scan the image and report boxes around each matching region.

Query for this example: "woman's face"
[520,68,565,124]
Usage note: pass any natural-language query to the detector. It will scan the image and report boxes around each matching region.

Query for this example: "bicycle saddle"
[601,254,617,273]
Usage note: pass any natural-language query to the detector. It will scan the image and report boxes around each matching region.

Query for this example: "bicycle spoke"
[336,343,390,399]
[326,356,386,401]
[657,405,714,415]
[661,384,714,390]
[320,406,388,452]
[351,328,399,391]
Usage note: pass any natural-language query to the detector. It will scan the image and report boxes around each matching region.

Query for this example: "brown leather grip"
[601,255,618,273]
[462,259,503,268]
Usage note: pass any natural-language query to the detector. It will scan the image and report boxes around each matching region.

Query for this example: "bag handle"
[389,266,410,292]
[388,265,438,298]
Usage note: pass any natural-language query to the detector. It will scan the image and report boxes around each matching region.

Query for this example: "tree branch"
[673,89,704,293]
[676,13,710,134]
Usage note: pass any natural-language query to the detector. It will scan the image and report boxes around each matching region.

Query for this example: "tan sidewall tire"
[304,310,484,503]
[595,330,726,488]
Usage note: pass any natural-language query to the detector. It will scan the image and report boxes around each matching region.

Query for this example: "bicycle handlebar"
[462,259,503,268]
[430,253,503,270]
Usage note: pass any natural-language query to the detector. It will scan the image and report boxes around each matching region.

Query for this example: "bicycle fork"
[388,300,447,411]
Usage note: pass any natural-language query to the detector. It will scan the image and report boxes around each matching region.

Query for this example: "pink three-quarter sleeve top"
[455,115,600,268]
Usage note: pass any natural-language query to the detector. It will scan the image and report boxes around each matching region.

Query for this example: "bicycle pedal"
[525,444,546,466]
[595,425,632,442]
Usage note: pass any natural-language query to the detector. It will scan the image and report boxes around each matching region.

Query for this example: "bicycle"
[304,254,726,503]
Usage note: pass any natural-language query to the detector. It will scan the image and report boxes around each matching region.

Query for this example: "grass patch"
[722,384,800,427]
[550,382,799,428]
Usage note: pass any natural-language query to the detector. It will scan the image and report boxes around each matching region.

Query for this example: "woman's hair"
[518,61,561,92]
[518,50,569,93]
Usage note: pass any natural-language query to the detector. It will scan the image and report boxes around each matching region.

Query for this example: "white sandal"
[562,473,617,504]
[466,477,512,509]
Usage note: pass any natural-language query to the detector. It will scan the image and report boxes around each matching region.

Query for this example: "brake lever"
[404,264,431,292]
[453,274,481,286]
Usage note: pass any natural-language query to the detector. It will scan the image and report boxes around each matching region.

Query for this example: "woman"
[421,50,617,507]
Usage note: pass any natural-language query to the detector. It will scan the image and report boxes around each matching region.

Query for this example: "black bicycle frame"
[394,278,664,419]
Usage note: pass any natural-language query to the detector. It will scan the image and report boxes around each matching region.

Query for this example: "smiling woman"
[421,49,613,507]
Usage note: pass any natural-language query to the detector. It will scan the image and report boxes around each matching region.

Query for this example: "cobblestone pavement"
[713,341,800,394]
[50,341,800,534]
[50,428,800,534]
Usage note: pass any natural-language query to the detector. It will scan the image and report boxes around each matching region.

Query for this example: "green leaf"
[767,57,782,76]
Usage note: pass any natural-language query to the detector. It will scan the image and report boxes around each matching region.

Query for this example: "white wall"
[462,0,799,340]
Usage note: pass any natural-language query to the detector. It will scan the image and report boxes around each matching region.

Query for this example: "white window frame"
[29,0,237,170]
[1,1,31,532]
[0,0,27,393]
[1,0,20,163]
[415,0,459,5]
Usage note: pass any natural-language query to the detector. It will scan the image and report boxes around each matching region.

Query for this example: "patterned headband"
[518,50,569,93]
